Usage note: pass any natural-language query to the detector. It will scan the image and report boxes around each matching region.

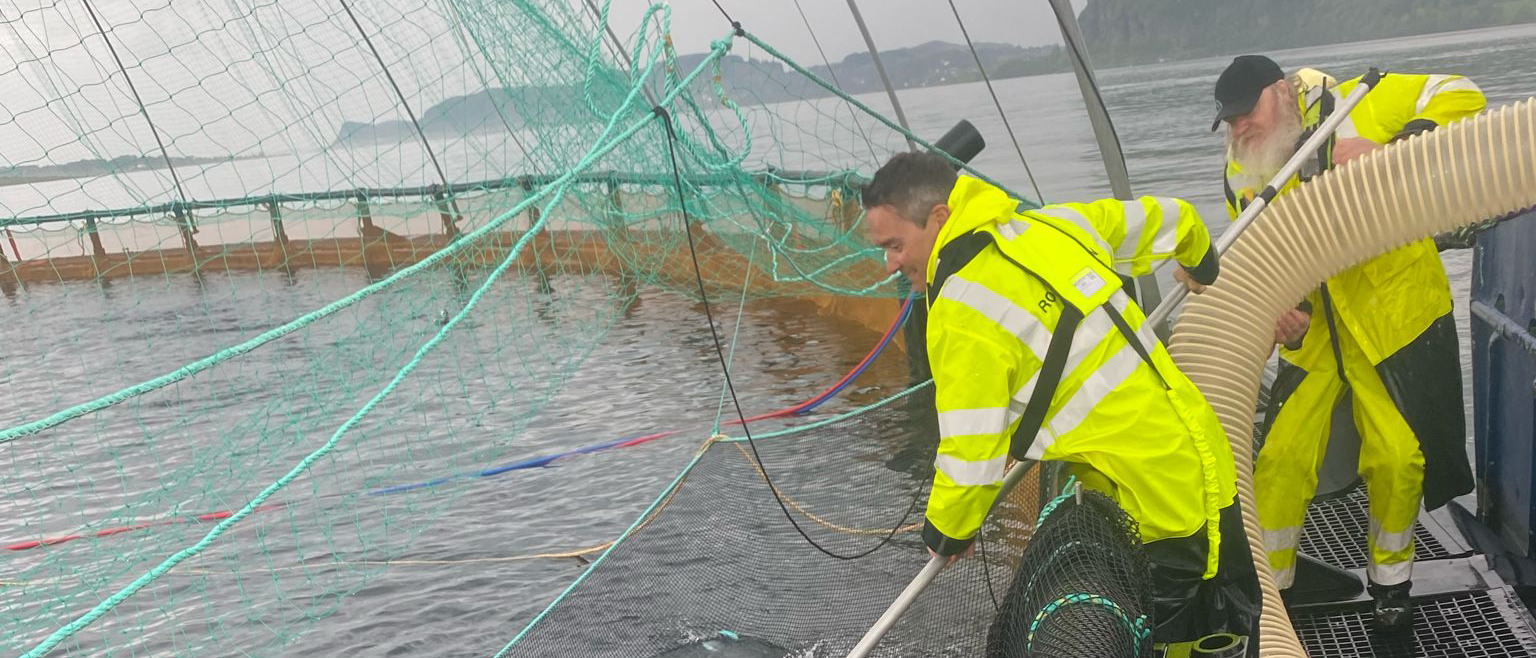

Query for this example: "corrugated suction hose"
[1168,98,1536,656]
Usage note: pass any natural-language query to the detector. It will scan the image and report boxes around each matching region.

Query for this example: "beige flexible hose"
[1168,98,1536,657]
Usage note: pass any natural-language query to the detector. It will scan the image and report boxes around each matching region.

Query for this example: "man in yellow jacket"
[862,151,1258,653]
[1212,54,1485,629]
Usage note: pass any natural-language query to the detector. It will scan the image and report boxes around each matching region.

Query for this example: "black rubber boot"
[1368,580,1414,631]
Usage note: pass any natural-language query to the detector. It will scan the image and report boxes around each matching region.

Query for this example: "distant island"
[332,41,1069,144]
[334,1,1534,144]
[0,154,264,188]
[1079,0,1536,63]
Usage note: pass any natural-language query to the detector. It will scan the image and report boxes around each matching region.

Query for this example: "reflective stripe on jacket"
[1223,71,1485,365]
[921,175,1237,577]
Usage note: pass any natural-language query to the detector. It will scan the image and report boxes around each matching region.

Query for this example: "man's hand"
[1275,308,1310,346]
[1332,137,1381,166]
[927,542,976,568]
[1173,267,1207,295]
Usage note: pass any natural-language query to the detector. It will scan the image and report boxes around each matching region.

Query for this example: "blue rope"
[794,295,913,415]
[364,433,648,495]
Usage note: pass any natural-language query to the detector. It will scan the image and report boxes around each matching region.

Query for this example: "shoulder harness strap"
[1298,84,1337,182]
[926,229,1165,461]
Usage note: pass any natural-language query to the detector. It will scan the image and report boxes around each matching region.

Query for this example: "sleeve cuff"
[1392,118,1438,142]
[1184,245,1220,285]
[922,518,975,556]
[1284,299,1313,351]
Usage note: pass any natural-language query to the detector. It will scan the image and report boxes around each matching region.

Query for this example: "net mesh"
[985,484,1153,658]
[491,402,1053,658]
[0,1,1057,656]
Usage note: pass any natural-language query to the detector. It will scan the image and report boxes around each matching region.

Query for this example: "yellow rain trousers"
[1224,71,1485,588]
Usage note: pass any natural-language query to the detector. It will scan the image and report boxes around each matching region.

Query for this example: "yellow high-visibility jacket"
[1222,71,1484,510]
[922,175,1237,576]
[1223,72,1486,366]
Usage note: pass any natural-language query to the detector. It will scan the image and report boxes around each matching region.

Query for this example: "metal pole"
[84,218,107,258]
[846,556,944,658]
[846,460,1036,658]
[339,0,452,195]
[80,0,196,258]
[844,0,917,150]
[1145,69,1383,329]
[848,71,1372,645]
[1046,0,1129,197]
[1043,0,1164,317]
[1471,300,1536,357]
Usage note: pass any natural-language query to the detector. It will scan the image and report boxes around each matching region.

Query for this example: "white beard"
[1229,104,1304,189]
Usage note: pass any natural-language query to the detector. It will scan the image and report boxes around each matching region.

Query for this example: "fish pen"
[5,1,1536,657]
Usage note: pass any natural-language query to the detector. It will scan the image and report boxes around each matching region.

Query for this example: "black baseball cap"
[1211,55,1284,131]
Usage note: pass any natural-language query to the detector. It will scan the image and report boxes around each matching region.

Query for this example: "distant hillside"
[334,41,1065,143]
[333,2,1536,145]
[336,85,591,143]
[0,155,255,187]
[807,40,1066,92]
[1079,0,1536,63]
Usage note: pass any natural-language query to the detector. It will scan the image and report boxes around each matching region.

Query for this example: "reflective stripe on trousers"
[1254,322,1426,589]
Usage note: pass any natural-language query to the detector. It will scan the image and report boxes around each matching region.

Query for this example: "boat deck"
[1291,488,1536,656]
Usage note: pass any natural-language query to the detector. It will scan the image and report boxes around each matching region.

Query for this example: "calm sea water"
[3,22,1534,658]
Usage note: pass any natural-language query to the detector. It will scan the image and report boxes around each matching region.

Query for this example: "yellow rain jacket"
[1224,72,1483,365]
[1224,71,1484,510]
[921,175,1237,576]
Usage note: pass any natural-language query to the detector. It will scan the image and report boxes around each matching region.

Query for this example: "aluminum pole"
[1146,69,1384,329]
[1043,0,1167,329]
[845,460,1036,658]
[844,0,917,150]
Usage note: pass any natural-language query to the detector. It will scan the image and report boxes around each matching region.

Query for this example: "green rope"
[1026,593,1149,651]
[16,28,736,657]
[1035,475,1079,529]
[492,443,712,657]
[712,239,761,433]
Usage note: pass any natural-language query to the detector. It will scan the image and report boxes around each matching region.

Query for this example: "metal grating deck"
[1293,590,1536,657]
[1300,486,1453,570]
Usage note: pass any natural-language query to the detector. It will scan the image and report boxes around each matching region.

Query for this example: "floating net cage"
[0,1,1090,657]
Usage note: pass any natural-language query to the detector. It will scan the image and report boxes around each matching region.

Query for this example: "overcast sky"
[0,0,1092,180]
[598,0,1090,63]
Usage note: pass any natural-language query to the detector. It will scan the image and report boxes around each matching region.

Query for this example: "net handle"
[845,460,1036,658]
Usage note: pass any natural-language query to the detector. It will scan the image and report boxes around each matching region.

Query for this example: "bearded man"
[1213,54,1485,629]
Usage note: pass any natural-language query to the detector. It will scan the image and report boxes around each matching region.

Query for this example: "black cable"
[980,524,1001,611]
[79,0,190,226]
[708,0,737,29]
[946,0,1044,204]
[656,106,923,560]
[790,0,879,162]
[338,0,452,195]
